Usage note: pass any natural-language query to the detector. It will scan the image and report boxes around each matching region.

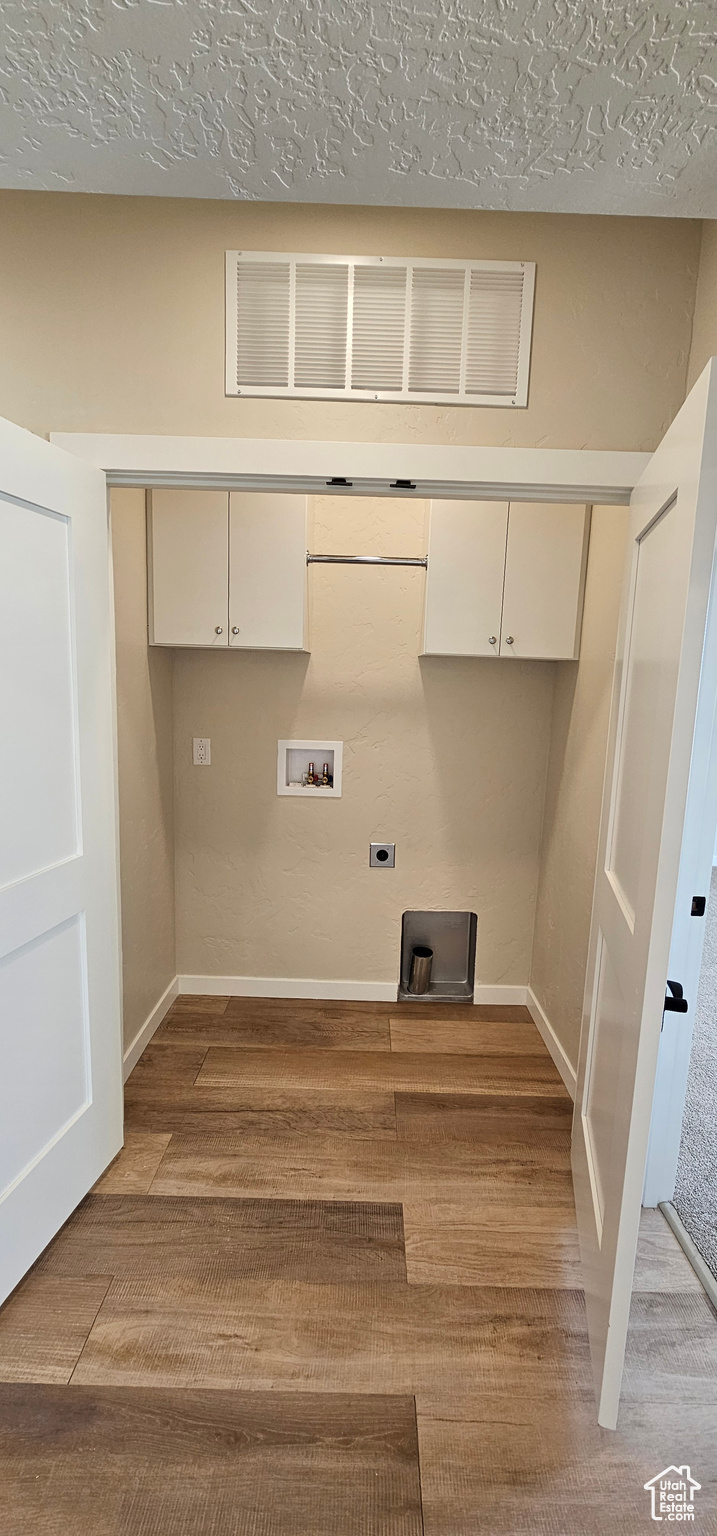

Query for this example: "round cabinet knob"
[505,636,514,646]
[231,626,240,635]
[214,626,223,635]
[488,636,497,646]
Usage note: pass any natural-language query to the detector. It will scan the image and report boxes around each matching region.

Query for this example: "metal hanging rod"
[306,553,428,568]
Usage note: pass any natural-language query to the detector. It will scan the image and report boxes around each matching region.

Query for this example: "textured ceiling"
[1,1,716,216]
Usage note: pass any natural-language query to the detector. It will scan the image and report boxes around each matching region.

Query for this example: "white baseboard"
[178,974,529,1007]
[526,987,577,1099]
[178,975,397,1001]
[122,976,179,1081]
[473,985,528,1006]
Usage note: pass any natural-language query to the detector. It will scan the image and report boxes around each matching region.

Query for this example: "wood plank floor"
[0,1385,422,1536]
[1,996,715,1535]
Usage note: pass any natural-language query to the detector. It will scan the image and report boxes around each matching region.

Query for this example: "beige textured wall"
[686,221,717,390]
[529,506,629,1071]
[174,496,555,984]
[111,490,176,1049]
[0,191,699,452]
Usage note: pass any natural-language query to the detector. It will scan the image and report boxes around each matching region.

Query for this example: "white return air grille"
[226,253,535,407]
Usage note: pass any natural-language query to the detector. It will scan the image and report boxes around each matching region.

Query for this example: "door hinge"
[663,979,689,1015]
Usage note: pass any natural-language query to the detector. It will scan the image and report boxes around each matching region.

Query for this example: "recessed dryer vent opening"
[398,911,477,1003]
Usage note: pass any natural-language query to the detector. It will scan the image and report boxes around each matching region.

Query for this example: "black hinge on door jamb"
[691,895,707,916]
[662,980,689,1029]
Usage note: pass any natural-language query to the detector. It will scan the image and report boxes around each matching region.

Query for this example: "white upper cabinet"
[229,493,308,650]
[423,500,508,657]
[500,502,590,660]
[148,490,308,650]
[148,490,229,647]
[423,499,590,661]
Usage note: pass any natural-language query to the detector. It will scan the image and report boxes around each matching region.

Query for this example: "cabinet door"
[148,490,229,646]
[229,493,308,650]
[500,502,590,659]
[423,500,508,656]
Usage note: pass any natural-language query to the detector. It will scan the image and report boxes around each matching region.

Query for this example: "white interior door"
[573,360,717,1428]
[0,416,122,1303]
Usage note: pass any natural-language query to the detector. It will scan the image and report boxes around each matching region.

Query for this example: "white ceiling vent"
[226,253,535,407]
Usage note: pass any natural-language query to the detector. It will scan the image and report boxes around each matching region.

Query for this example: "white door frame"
[643,541,717,1205]
[53,432,650,1061]
[51,434,648,505]
[52,435,649,1075]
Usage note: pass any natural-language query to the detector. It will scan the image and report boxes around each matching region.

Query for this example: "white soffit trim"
[50,434,650,505]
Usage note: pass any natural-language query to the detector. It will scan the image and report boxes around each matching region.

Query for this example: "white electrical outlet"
[193,737,211,766]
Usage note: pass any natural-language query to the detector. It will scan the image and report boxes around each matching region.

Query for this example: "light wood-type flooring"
[1,997,716,1534]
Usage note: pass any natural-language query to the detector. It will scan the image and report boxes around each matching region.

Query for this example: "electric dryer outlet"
[370,843,395,867]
